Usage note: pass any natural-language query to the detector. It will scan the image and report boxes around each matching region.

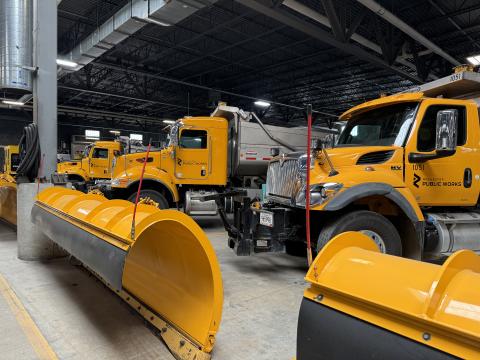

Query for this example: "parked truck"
[108,105,334,212]
[56,137,153,186]
[0,145,20,225]
[228,68,480,260]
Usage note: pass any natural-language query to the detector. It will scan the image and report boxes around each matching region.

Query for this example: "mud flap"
[32,188,223,358]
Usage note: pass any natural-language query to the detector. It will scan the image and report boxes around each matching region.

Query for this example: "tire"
[127,189,169,209]
[285,241,306,257]
[317,210,402,256]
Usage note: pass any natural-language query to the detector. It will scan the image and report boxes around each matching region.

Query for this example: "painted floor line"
[0,273,59,360]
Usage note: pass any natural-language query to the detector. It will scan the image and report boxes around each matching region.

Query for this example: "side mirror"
[435,109,457,152]
[312,138,323,151]
[409,109,458,163]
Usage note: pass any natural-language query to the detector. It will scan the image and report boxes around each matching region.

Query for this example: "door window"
[92,148,109,159]
[179,130,207,149]
[417,105,466,152]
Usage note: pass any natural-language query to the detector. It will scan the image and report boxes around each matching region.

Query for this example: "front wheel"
[127,189,169,209]
[317,210,402,256]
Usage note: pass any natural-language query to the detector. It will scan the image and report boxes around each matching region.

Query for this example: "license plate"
[259,211,274,228]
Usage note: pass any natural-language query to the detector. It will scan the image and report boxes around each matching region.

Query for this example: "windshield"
[337,102,418,147]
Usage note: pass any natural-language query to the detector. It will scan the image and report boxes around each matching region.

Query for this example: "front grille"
[266,158,300,199]
[356,150,394,165]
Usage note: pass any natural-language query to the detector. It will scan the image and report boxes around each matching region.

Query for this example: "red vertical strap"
[305,104,313,266]
[130,140,152,240]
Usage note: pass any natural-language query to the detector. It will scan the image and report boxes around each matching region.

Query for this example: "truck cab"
[229,69,480,260]
[57,141,122,183]
[110,116,229,208]
[0,145,19,226]
[0,145,20,181]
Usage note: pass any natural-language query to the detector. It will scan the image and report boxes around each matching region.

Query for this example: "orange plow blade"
[32,187,223,359]
[298,232,480,359]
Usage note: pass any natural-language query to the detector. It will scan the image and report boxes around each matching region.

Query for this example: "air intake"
[356,150,394,165]
[0,0,33,92]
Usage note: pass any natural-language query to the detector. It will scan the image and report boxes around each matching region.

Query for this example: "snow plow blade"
[0,177,16,226]
[32,188,223,359]
[298,231,480,360]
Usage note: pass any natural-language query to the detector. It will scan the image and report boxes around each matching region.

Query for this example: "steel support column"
[33,0,57,179]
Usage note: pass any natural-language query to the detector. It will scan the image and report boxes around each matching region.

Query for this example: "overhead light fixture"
[163,119,176,124]
[2,100,25,106]
[109,130,121,135]
[254,100,271,107]
[466,55,480,65]
[56,59,78,68]
[139,17,171,27]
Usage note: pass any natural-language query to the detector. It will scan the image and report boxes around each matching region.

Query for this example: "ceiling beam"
[234,0,422,84]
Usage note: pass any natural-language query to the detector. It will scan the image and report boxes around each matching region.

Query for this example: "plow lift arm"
[196,189,247,237]
[32,188,223,359]
[297,231,480,359]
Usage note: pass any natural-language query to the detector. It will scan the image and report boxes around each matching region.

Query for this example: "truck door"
[405,101,479,206]
[90,147,110,179]
[175,128,209,180]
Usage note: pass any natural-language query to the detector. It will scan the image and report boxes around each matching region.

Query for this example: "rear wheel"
[317,210,402,256]
[127,189,169,209]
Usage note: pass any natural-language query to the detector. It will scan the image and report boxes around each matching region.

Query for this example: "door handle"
[464,168,472,188]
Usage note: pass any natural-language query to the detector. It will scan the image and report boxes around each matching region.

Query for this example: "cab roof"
[94,141,121,148]
[339,93,423,121]
[181,116,228,128]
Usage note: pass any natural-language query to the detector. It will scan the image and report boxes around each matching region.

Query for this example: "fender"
[63,170,89,182]
[324,182,423,223]
[122,166,179,202]
[324,183,425,255]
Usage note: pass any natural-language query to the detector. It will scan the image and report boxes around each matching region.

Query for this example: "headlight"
[295,182,343,207]
[111,178,120,186]
[111,178,130,187]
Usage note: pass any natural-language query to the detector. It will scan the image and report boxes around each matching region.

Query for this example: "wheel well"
[350,195,421,259]
[67,174,85,182]
[127,179,175,206]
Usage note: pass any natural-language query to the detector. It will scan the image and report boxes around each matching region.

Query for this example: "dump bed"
[212,105,335,177]
[405,70,480,106]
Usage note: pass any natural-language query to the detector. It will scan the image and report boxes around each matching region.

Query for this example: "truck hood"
[321,145,399,168]
[312,145,404,188]
[57,161,83,172]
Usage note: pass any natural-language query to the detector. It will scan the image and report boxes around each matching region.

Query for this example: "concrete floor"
[0,216,308,360]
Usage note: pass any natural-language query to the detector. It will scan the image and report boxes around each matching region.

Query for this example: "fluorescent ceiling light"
[109,130,121,135]
[2,100,24,106]
[466,55,480,65]
[163,119,176,124]
[254,100,271,107]
[142,17,171,26]
[56,59,78,68]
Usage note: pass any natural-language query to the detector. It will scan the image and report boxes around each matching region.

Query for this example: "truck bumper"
[228,198,298,255]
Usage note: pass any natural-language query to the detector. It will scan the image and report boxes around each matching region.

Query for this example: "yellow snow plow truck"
[56,140,123,185]
[108,105,334,212]
[228,69,480,259]
[0,145,19,225]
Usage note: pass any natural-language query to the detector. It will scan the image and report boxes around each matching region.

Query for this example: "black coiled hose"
[16,123,41,183]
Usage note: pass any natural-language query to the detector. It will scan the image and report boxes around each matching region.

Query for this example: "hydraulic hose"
[16,123,41,183]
